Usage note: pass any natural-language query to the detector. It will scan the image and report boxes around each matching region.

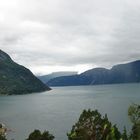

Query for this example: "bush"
[128,104,140,140]
[67,109,126,140]
[0,135,7,140]
[26,130,54,140]
[2,104,140,140]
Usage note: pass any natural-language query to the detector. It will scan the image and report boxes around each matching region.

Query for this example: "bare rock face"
[0,50,51,95]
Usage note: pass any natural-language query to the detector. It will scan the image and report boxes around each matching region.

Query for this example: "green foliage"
[128,104,140,125]
[0,50,50,95]
[41,131,55,140]
[67,109,126,140]
[26,129,54,140]
[1,104,140,140]
[128,104,140,140]
[0,135,7,140]
[122,127,129,140]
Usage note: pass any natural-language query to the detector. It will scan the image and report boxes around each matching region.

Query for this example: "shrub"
[67,109,127,140]
[26,130,54,140]
[128,104,140,140]
[0,135,7,140]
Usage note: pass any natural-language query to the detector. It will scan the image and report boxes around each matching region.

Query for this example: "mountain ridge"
[47,60,140,86]
[0,50,51,95]
[38,71,78,83]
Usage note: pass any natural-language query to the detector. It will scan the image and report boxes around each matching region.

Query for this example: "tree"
[122,127,129,140]
[67,109,126,140]
[0,135,7,140]
[26,129,54,140]
[41,131,55,140]
[128,104,140,140]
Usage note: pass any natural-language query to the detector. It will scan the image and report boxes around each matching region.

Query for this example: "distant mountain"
[47,60,140,86]
[38,71,78,84]
[0,50,51,95]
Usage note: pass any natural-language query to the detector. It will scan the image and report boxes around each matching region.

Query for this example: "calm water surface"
[0,83,140,140]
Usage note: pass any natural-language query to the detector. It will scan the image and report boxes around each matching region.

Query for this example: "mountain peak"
[0,50,12,62]
[0,50,51,95]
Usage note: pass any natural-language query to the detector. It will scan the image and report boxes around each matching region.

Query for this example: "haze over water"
[0,83,140,140]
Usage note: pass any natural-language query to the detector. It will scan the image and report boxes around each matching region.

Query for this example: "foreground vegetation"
[0,104,139,140]
[68,104,140,140]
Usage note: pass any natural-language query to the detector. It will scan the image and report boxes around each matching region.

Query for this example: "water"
[0,83,140,140]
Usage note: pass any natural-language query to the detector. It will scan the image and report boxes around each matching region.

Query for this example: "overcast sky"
[0,0,140,75]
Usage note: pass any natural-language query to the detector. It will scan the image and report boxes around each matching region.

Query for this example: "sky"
[0,0,140,75]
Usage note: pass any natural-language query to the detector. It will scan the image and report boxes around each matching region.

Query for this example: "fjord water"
[0,84,140,140]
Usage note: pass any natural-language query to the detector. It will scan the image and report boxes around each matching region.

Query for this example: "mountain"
[47,60,140,86]
[0,50,51,95]
[38,71,77,84]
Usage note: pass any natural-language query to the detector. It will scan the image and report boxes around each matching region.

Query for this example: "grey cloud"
[0,0,140,74]
[107,4,140,64]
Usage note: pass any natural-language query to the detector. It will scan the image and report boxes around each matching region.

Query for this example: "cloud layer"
[0,0,140,75]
